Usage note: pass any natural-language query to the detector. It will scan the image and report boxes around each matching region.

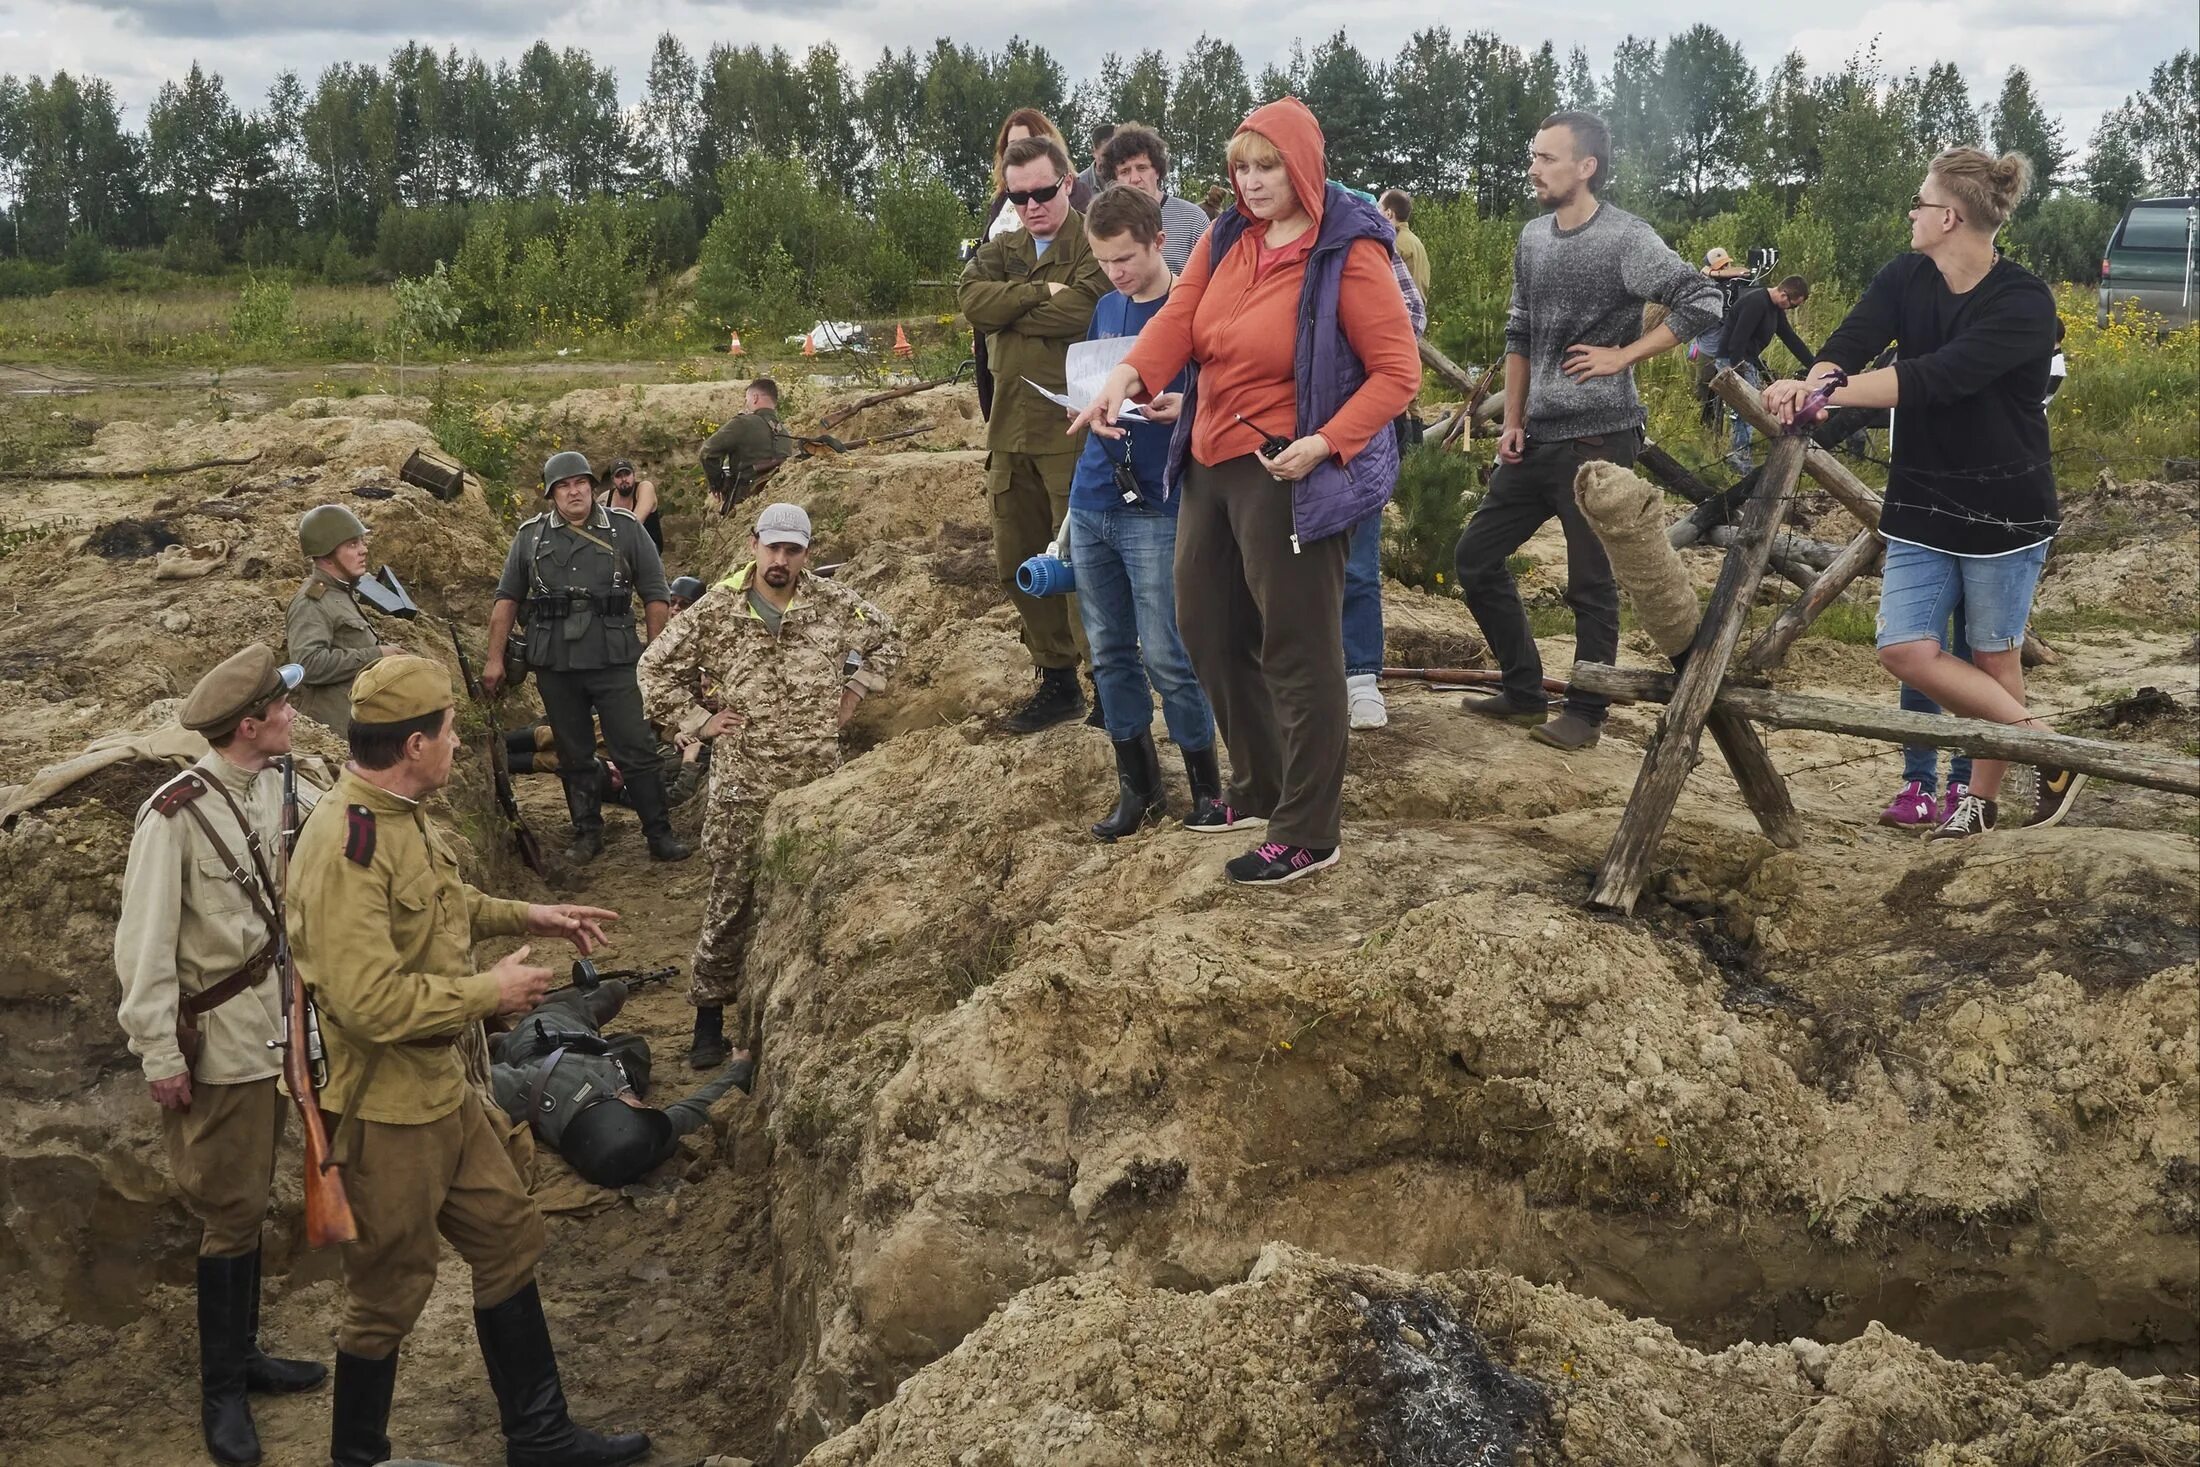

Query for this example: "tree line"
[1,31,2192,296]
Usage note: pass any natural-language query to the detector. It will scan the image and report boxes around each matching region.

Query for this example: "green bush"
[320,233,370,285]
[1413,201,1518,368]
[1381,443,1480,591]
[0,258,59,298]
[375,203,472,279]
[229,275,295,347]
[2007,195,2118,286]
[62,232,111,287]
[239,224,289,271]
[162,224,225,276]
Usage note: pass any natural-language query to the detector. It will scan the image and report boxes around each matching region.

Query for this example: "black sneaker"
[1927,793,1997,842]
[2024,766,2088,829]
[1001,667,1085,735]
[1225,841,1339,885]
[1184,801,1262,834]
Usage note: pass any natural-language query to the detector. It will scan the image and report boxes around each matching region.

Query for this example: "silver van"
[2099,196,2197,329]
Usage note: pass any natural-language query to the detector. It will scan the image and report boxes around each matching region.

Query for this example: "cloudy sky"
[6,0,2185,150]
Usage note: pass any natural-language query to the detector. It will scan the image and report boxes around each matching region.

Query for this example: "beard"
[762,564,794,587]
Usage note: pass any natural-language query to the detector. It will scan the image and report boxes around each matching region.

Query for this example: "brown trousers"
[987,451,1086,670]
[163,1076,283,1257]
[1174,454,1351,848]
[329,1092,545,1359]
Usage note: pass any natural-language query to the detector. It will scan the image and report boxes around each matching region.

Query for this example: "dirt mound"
[736,698,2195,1454]
[2036,477,2200,627]
[806,1244,2196,1467]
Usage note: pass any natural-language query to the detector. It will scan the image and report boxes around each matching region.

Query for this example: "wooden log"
[1707,710,1803,847]
[1591,434,1805,913]
[0,452,262,481]
[816,376,954,431]
[1569,662,2200,799]
[1417,338,1478,396]
[1636,442,1720,505]
[1741,527,1884,673]
[1704,524,1844,571]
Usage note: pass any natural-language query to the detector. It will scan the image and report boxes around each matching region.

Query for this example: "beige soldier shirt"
[290,767,532,1124]
[286,567,381,733]
[636,564,902,800]
[114,753,318,1085]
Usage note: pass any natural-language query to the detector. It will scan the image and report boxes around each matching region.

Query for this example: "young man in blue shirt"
[1069,186,1223,840]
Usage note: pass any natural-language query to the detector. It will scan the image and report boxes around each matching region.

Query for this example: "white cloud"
[3,0,2179,151]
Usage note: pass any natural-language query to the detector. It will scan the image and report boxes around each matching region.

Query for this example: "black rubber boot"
[1181,744,1228,829]
[560,774,604,863]
[329,1348,398,1467]
[197,1252,261,1466]
[1083,673,1107,729]
[626,769,692,861]
[688,1004,731,1069]
[1001,666,1085,735]
[1091,732,1166,842]
[476,1281,650,1467]
[241,1248,325,1394]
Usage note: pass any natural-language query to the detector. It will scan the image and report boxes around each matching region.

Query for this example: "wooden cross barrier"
[1580,369,2196,915]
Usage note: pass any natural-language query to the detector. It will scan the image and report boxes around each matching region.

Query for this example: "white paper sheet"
[1025,335,1155,420]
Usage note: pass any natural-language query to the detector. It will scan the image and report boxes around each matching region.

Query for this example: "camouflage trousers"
[690,797,768,1007]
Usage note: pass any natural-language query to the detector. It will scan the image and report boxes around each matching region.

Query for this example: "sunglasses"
[1007,180,1065,207]
[1911,193,1963,223]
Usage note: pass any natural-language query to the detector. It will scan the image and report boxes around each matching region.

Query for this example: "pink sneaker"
[1937,782,1971,824]
[1879,780,1936,828]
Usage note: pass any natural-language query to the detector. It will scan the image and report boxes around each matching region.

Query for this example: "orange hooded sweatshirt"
[1122,96,1419,468]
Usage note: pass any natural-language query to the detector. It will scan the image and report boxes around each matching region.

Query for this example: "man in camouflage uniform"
[484,451,690,865]
[115,644,327,1467]
[697,377,798,515]
[488,978,753,1187]
[288,655,649,1467]
[286,504,401,735]
[638,502,900,1067]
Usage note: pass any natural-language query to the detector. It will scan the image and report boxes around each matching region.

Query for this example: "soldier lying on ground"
[488,979,754,1188]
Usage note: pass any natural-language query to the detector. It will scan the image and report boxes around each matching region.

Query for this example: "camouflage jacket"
[636,564,900,800]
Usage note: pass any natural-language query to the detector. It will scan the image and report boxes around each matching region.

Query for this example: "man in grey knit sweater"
[1453,110,1722,750]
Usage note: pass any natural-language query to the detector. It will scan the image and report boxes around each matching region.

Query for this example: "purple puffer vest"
[1162,183,1402,549]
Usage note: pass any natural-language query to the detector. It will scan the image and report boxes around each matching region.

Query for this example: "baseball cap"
[1704,247,1733,268]
[754,503,812,549]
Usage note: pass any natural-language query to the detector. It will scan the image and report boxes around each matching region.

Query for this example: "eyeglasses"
[1911,193,1963,223]
[1007,180,1065,207]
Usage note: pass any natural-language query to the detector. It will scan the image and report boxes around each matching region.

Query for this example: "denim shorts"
[1876,537,2051,654]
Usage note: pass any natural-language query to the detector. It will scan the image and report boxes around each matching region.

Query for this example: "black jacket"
[1724,286,1813,372]
[1818,253,2058,556]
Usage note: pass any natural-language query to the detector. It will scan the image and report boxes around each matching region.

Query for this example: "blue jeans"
[1876,538,2050,654]
[1342,512,1384,677]
[1899,612,1974,791]
[1719,358,1759,470]
[1069,504,1215,749]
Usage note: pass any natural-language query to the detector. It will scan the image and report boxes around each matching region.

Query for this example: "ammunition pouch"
[527,592,575,624]
[595,590,635,621]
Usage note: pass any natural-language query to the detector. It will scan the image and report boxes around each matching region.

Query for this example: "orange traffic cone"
[728,330,745,356]
[893,324,914,359]
[802,333,816,357]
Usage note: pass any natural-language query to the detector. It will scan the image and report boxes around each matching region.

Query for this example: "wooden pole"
[1707,711,1803,846]
[1740,527,1883,673]
[1417,338,1478,396]
[1636,442,1720,505]
[1591,434,1806,912]
[1703,524,1845,571]
[1570,663,2200,799]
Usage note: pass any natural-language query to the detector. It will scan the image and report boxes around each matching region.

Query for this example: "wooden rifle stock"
[1377,666,1631,705]
[278,758,355,1247]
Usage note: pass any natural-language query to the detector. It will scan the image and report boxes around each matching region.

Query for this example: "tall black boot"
[688,1004,730,1069]
[1001,666,1085,735]
[241,1248,325,1394]
[1091,731,1165,842]
[329,1348,398,1467]
[475,1281,650,1467]
[197,1252,261,1466]
[625,767,691,862]
[1181,744,1229,829]
[559,773,604,863]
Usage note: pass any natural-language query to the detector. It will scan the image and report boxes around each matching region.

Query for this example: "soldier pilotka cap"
[180,644,305,737]
[754,502,812,548]
[350,655,454,726]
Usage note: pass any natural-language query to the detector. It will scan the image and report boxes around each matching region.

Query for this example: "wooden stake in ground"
[817,377,956,431]
[1590,434,1806,913]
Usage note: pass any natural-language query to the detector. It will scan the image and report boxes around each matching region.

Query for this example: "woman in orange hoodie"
[1076,97,1419,886]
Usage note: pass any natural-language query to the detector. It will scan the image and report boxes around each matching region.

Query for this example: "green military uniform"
[958,216,1107,671]
[638,558,900,1006]
[293,656,651,1467]
[287,565,382,734]
[112,644,324,1465]
[699,407,797,507]
[492,500,677,852]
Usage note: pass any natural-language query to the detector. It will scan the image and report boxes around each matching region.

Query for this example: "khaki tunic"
[957,219,1107,456]
[290,767,533,1125]
[286,567,382,733]
[699,408,797,498]
[114,752,302,1084]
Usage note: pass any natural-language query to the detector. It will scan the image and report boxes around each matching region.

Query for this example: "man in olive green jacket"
[958,133,1107,733]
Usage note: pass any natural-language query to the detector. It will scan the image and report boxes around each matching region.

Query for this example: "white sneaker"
[1347,674,1388,731]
